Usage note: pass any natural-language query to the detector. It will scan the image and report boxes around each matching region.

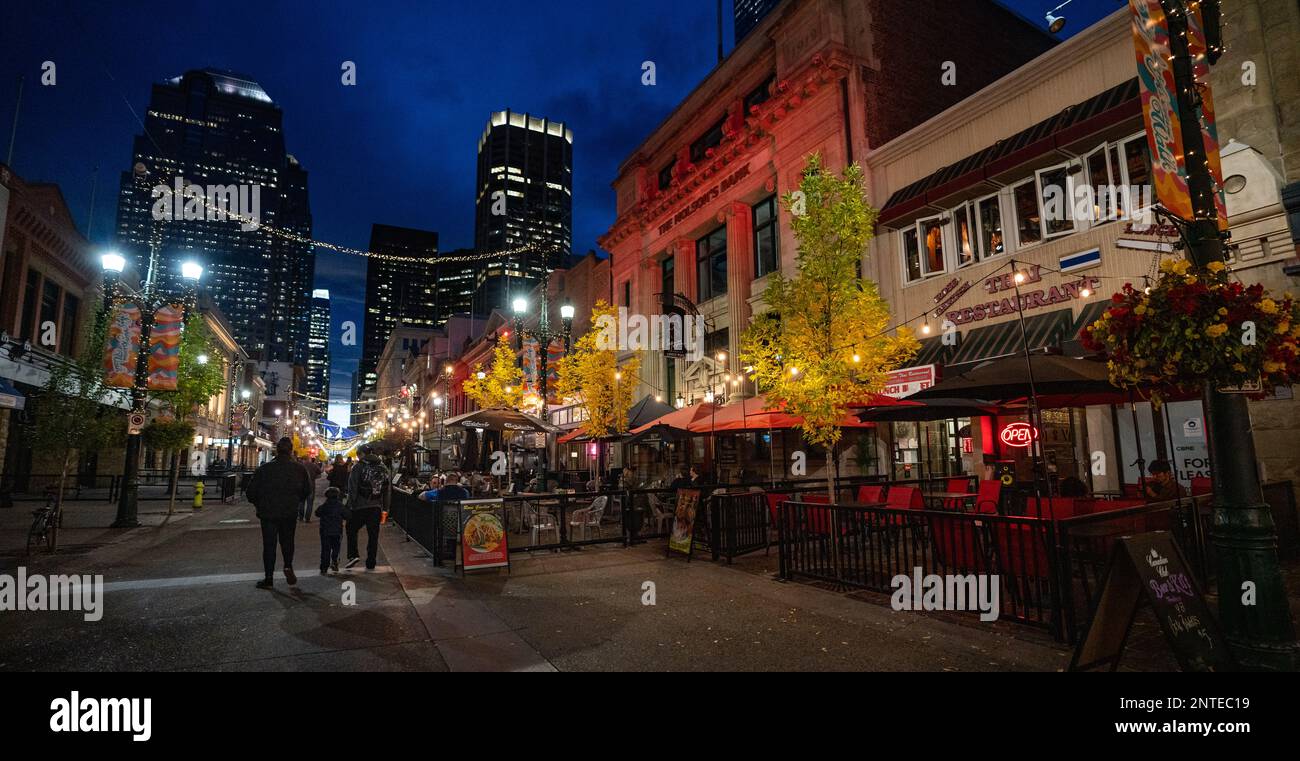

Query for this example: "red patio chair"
[886,486,923,510]
[1025,497,1075,520]
[928,513,986,572]
[857,484,885,504]
[943,476,973,510]
[975,479,1001,514]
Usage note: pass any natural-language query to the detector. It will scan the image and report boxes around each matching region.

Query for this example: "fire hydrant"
[193,480,205,509]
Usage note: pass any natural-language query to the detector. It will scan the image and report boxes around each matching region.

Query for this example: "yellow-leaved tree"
[556,300,641,439]
[740,154,918,501]
[462,335,524,410]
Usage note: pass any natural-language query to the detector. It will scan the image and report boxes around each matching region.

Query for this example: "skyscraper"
[306,288,330,413]
[357,224,439,406]
[734,0,783,41]
[114,69,314,364]
[472,109,572,314]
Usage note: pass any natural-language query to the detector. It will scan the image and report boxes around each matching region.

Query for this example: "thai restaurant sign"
[930,265,1102,327]
[883,365,937,398]
[1128,0,1227,228]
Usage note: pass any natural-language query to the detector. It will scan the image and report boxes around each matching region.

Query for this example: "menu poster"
[460,498,509,572]
[667,488,703,558]
[1071,531,1234,672]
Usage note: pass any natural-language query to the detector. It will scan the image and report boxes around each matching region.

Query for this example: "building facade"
[113,69,315,365]
[473,109,573,314]
[599,0,1055,433]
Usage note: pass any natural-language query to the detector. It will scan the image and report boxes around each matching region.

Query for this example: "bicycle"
[26,492,60,556]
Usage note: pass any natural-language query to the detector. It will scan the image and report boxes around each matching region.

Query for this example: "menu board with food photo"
[460,499,509,572]
[667,488,703,557]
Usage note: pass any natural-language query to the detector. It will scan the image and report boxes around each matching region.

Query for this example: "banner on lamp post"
[145,303,185,391]
[102,302,143,388]
[1128,0,1227,228]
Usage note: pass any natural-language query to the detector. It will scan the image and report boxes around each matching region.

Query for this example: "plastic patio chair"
[570,495,607,541]
[529,501,560,545]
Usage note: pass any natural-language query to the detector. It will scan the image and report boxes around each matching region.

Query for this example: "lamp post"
[511,275,574,476]
[106,252,203,528]
[1153,0,1296,670]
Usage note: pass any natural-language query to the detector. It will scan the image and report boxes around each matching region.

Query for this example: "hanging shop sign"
[655,164,752,236]
[936,264,1102,327]
[883,365,937,398]
[102,302,143,388]
[461,498,509,572]
[1116,221,1180,252]
[999,422,1039,449]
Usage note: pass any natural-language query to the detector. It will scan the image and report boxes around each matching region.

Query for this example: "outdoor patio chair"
[647,492,675,534]
[975,479,1001,514]
[570,495,607,541]
[856,484,885,504]
[943,477,973,510]
[528,501,560,545]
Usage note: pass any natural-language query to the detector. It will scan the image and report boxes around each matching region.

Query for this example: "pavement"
[16,486,1289,672]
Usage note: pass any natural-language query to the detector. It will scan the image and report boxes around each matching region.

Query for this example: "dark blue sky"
[0,0,1117,421]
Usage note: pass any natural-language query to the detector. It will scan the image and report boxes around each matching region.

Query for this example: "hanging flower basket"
[1081,258,1300,402]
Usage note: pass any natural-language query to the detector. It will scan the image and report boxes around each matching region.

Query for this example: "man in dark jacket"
[246,437,313,588]
[345,444,391,570]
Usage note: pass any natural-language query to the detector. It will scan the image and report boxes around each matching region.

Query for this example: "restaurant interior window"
[953,201,977,267]
[1085,145,1114,222]
[978,193,1004,257]
[1122,135,1152,190]
[901,227,922,283]
[696,226,728,301]
[917,215,946,275]
[658,161,674,191]
[1037,162,1077,238]
[1012,180,1042,248]
[753,195,779,277]
[690,116,727,163]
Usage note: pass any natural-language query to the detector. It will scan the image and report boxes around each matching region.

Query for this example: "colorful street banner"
[521,337,563,403]
[460,499,509,571]
[1186,3,1229,229]
[145,304,185,391]
[1128,0,1227,228]
[102,302,142,388]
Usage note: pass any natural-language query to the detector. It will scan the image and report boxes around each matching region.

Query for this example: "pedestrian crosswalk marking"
[100,567,395,593]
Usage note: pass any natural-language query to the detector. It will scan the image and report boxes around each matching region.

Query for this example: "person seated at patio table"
[1142,460,1184,502]
[668,468,692,489]
[418,473,470,503]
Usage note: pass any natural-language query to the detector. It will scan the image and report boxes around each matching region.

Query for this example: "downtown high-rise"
[356,224,439,409]
[472,109,572,314]
[306,288,330,415]
[113,69,314,365]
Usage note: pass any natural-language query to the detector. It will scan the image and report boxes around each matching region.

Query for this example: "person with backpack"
[245,437,313,589]
[345,444,391,569]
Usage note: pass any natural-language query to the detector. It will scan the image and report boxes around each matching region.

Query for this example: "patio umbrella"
[629,400,720,436]
[907,353,1114,402]
[703,394,897,432]
[559,395,676,443]
[855,396,1004,422]
[442,407,558,433]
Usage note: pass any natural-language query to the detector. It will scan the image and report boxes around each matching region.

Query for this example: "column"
[723,201,754,382]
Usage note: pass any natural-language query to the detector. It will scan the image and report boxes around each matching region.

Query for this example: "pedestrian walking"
[245,437,312,589]
[315,487,346,574]
[345,444,391,570]
[298,456,321,522]
[327,454,350,493]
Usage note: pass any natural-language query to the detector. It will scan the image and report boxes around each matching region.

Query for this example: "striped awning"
[916,309,1076,370]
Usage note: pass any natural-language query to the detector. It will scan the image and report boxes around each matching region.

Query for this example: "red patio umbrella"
[629,400,720,436]
[701,393,910,432]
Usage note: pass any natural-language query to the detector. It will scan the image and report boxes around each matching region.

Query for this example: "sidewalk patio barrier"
[777,499,1063,637]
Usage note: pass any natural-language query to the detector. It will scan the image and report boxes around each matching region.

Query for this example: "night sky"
[0,0,1119,422]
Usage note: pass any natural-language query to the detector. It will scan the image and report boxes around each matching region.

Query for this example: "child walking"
[315,487,346,574]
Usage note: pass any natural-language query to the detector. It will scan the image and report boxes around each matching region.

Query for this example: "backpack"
[357,462,387,501]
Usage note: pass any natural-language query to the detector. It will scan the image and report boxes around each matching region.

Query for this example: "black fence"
[0,469,245,505]
[777,500,1061,634]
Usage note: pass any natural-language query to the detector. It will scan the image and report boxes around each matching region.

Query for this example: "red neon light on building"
[999,422,1039,448]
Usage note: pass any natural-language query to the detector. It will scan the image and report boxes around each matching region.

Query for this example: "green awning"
[925,309,1076,369]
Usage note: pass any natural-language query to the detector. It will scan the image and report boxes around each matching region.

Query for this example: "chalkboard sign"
[1070,531,1235,672]
[667,488,703,559]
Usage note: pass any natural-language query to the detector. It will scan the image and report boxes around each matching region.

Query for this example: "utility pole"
[1161,0,1297,670]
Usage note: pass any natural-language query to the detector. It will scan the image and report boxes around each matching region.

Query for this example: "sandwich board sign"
[666,488,703,559]
[1070,531,1234,672]
[460,498,509,574]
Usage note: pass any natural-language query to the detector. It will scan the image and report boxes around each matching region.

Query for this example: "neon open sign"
[999,422,1039,448]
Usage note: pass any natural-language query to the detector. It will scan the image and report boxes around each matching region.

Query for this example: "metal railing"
[777,499,1062,635]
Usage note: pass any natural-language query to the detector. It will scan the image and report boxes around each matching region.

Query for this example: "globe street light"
[101,252,126,273]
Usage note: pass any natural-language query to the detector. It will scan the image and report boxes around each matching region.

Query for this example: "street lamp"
[105,246,204,528]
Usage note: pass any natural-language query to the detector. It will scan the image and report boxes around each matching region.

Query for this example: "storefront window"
[1012,180,1042,247]
[1086,147,1113,221]
[1037,163,1077,237]
[954,202,976,267]
[753,195,779,277]
[918,216,946,275]
[1123,136,1152,189]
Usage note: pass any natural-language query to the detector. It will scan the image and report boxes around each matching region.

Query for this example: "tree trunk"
[826,439,842,582]
[54,450,71,552]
